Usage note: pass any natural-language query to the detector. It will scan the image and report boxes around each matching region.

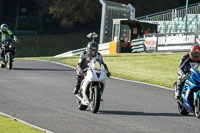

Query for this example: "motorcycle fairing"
[182,67,200,111]
[79,59,106,105]
[194,90,200,101]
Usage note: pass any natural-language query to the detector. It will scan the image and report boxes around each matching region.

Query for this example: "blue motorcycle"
[174,67,200,118]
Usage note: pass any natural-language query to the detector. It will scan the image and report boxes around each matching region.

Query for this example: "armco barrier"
[54,43,110,57]
[55,39,146,57]
[55,38,146,57]
[99,42,110,55]
[71,47,87,55]
[54,47,86,57]
[131,38,145,53]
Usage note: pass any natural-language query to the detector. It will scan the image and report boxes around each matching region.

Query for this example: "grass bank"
[0,114,42,133]
[15,31,93,57]
[27,52,186,88]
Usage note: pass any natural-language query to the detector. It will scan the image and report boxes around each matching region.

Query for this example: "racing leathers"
[176,53,200,98]
[73,51,111,94]
[0,29,15,60]
[0,29,14,42]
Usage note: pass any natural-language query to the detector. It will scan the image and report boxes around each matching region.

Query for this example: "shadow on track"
[99,110,190,117]
[13,68,74,72]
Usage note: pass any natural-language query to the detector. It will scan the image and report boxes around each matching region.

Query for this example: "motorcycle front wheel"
[195,93,200,118]
[6,53,12,69]
[90,86,101,113]
[178,101,189,115]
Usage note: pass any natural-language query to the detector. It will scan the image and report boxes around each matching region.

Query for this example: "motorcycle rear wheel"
[90,86,101,113]
[178,101,189,115]
[195,94,200,118]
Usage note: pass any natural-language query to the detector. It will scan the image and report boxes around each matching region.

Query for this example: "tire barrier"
[131,38,145,53]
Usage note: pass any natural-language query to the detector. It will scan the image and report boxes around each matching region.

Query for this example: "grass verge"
[0,114,43,133]
[22,52,186,88]
[15,31,92,57]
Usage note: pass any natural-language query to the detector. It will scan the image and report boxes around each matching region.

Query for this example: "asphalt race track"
[0,59,200,133]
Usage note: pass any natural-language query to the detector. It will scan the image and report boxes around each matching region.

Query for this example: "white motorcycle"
[75,58,107,113]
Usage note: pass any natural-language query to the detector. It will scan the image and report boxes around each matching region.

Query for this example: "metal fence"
[137,2,200,21]
[136,3,200,34]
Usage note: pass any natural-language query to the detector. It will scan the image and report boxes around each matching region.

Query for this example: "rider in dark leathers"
[73,41,111,94]
[175,45,200,99]
[0,24,17,61]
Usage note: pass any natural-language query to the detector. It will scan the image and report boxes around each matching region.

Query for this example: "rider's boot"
[73,85,80,95]
[175,79,184,99]
[0,51,5,62]
[175,89,181,99]
[0,57,4,63]
[73,75,81,95]
[0,54,3,61]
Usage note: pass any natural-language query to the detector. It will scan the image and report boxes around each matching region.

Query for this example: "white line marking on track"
[111,77,174,91]
[37,59,174,91]
[0,112,54,133]
[0,59,56,132]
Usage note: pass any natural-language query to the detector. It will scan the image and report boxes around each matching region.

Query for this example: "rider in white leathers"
[73,41,111,94]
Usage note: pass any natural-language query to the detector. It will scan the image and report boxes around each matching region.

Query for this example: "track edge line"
[0,112,54,133]
[36,59,174,91]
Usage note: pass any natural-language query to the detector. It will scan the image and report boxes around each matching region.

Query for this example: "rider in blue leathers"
[175,45,200,99]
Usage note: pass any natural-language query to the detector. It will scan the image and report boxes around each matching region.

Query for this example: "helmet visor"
[90,49,97,57]
[191,51,200,58]
[2,27,8,32]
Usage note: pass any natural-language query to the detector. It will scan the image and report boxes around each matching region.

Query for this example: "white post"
[99,0,106,44]
[185,0,189,31]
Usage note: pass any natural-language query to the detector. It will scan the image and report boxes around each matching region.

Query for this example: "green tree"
[34,0,52,32]
[0,0,3,19]
[15,0,25,30]
[48,0,100,28]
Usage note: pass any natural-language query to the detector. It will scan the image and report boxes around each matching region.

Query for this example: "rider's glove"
[77,69,83,75]
[13,36,18,42]
[107,71,111,78]
[83,67,89,73]
[182,73,190,80]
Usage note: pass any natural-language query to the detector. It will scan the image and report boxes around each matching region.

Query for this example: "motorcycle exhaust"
[74,94,82,101]
[0,61,5,65]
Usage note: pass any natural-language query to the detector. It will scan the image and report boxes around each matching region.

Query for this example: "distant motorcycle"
[0,38,16,69]
[174,67,200,118]
[74,58,107,113]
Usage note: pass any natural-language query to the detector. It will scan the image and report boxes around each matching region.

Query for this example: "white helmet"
[1,24,8,32]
